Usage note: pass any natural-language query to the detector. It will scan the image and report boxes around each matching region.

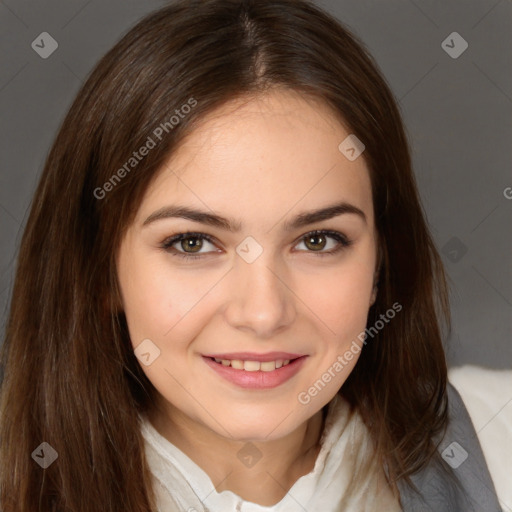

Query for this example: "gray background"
[1,0,511,369]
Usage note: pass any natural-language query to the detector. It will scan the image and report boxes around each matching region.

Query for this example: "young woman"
[0,1,501,511]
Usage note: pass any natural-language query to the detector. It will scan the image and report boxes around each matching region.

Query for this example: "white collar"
[139,394,401,511]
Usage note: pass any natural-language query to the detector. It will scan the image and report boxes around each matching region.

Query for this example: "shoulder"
[398,373,504,512]
[448,365,512,511]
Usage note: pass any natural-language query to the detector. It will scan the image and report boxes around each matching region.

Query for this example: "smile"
[210,357,293,371]
[201,353,308,389]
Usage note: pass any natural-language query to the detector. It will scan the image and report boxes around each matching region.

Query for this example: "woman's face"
[117,90,378,441]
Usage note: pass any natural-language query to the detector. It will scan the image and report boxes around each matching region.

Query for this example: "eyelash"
[160,230,353,261]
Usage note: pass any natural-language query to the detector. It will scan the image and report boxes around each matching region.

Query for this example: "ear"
[369,283,378,307]
[369,249,382,307]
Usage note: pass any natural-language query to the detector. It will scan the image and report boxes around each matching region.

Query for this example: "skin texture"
[116,89,379,505]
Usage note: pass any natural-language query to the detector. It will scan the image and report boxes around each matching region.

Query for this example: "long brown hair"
[0,0,451,510]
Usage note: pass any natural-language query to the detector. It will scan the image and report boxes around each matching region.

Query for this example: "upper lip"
[203,352,305,362]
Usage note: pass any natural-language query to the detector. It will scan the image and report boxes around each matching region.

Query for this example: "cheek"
[117,255,210,394]
[294,263,373,406]
[302,259,375,340]
[117,249,187,346]
[118,250,187,329]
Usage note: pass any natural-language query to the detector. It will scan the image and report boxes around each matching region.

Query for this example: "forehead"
[168,90,354,171]
[138,89,374,230]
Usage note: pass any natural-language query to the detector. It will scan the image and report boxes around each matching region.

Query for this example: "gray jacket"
[397,383,502,511]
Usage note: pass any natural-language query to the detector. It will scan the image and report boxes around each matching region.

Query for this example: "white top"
[139,394,402,512]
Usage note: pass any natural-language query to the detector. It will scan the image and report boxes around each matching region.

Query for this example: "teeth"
[244,360,260,372]
[210,357,295,371]
[260,361,276,372]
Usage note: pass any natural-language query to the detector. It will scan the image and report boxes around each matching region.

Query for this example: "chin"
[216,411,306,443]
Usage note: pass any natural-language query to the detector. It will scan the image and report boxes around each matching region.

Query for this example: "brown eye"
[161,232,218,259]
[294,230,352,256]
[180,236,203,253]
[304,233,327,251]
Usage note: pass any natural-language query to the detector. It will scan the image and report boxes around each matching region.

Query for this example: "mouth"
[206,356,299,371]
[201,353,308,389]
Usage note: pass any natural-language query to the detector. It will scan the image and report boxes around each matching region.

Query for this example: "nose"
[223,253,296,338]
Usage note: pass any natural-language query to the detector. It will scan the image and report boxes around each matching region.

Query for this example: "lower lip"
[202,356,307,389]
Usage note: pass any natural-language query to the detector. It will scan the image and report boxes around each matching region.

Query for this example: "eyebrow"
[142,200,366,231]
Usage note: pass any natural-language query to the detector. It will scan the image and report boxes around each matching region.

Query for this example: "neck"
[147,400,327,506]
